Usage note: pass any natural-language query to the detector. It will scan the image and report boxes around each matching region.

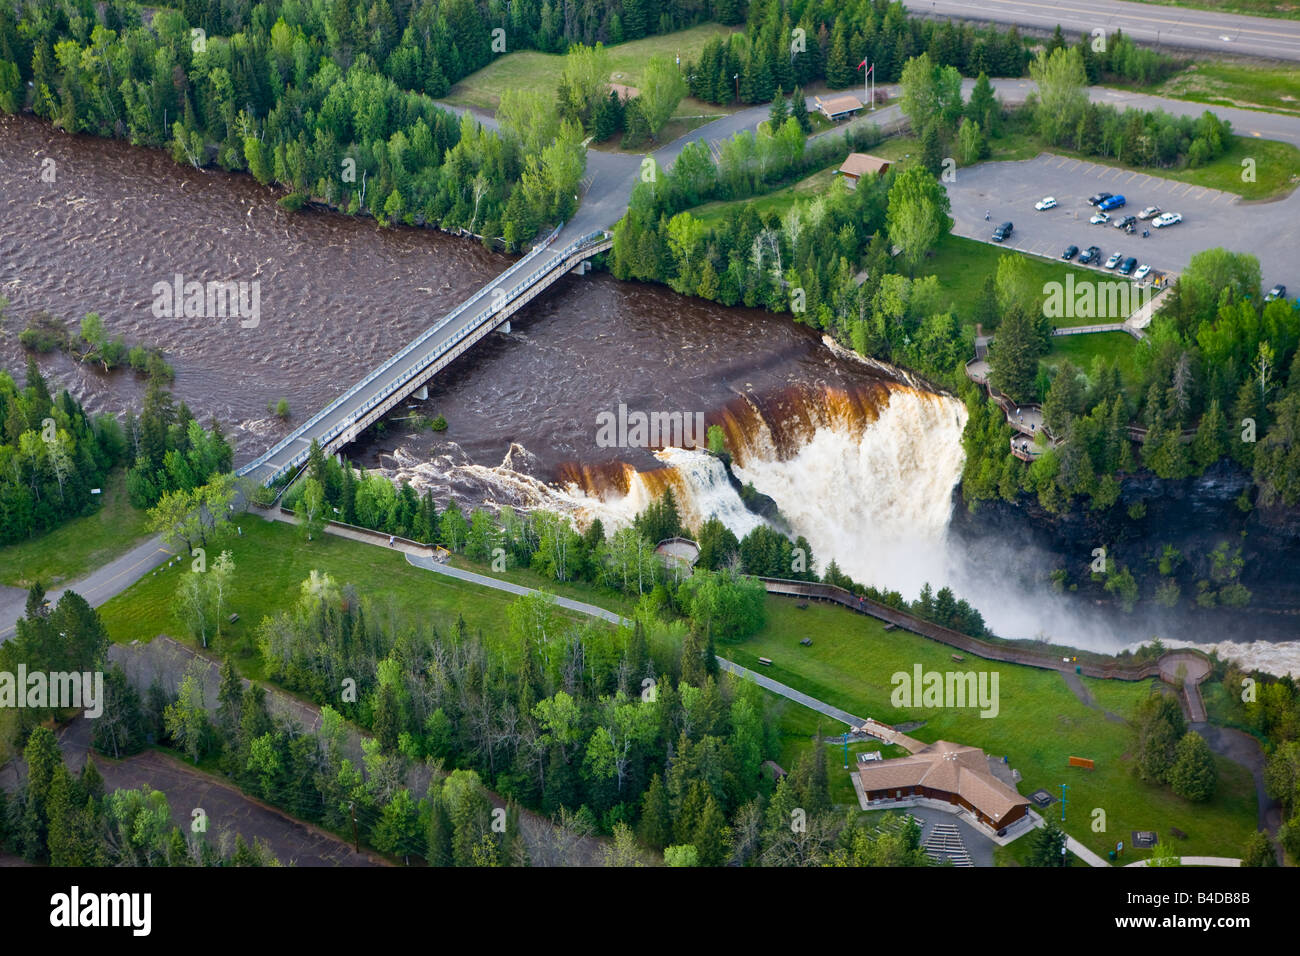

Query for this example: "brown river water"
[0,113,901,472]
[4,114,1298,668]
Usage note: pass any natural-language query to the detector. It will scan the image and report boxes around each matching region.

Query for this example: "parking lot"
[946,153,1299,296]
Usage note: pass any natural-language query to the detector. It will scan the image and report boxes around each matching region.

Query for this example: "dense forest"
[687,0,1031,106]
[0,360,233,545]
[272,438,988,638]
[0,579,932,866]
[0,0,586,247]
[0,727,280,865]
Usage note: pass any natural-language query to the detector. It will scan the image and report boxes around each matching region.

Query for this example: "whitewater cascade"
[378,378,1300,675]
[383,378,968,598]
[731,386,967,597]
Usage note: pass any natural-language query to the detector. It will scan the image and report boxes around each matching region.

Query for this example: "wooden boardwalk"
[758,576,1201,685]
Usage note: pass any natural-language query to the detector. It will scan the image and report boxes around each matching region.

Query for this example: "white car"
[1035,197,1058,211]
[1138,206,1161,220]
[1105,252,1123,269]
[1134,264,1152,280]
[1153,212,1182,228]
[1090,212,1110,225]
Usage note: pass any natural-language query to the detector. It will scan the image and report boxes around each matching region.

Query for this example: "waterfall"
[732,386,967,597]
[376,377,1300,676]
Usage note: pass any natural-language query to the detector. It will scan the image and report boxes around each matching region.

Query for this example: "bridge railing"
[238,226,609,484]
[237,223,567,481]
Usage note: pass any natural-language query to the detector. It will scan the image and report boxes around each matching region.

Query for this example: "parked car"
[992,221,1013,242]
[1113,215,1137,230]
[1098,194,1127,211]
[1061,244,1079,260]
[1079,245,1102,264]
[1118,256,1138,276]
[1105,252,1123,269]
[1138,206,1161,220]
[1035,196,1058,210]
[1090,212,1110,225]
[1087,192,1113,206]
[1266,284,1288,302]
[1153,212,1182,228]
[1134,264,1152,280]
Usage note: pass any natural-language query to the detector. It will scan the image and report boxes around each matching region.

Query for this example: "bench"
[757,657,773,666]
[228,613,239,624]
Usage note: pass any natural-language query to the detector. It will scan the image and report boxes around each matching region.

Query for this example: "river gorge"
[3,114,1299,675]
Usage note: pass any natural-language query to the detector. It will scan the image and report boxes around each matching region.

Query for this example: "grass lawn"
[445,552,640,620]
[1137,0,1300,20]
[916,234,1138,330]
[445,24,740,114]
[993,831,1089,867]
[1146,61,1300,117]
[689,165,842,227]
[1008,135,1300,202]
[723,594,1259,860]
[96,515,581,681]
[0,470,151,589]
[589,112,720,154]
[1042,331,1141,387]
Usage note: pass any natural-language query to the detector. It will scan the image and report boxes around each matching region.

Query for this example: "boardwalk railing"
[758,576,1175,681]
[238,225,610,485]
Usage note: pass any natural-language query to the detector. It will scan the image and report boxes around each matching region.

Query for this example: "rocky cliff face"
[948,460,1300,642]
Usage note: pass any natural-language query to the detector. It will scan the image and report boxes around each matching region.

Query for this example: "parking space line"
[1195,188,1208,199]
[1126,172,1139,183]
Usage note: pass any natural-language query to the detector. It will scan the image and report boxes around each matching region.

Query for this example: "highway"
[907,0,1300,61]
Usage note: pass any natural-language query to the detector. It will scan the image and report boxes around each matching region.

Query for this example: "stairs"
[922,822,974,867]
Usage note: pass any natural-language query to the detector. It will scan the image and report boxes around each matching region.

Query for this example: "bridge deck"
[237,226,610,486]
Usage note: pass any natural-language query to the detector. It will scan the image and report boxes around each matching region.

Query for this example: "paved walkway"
[1193,722,1281,839]
[1027,810,1112,867]
[404,550,871,729]
[405,552,630,626]
[716,659,866,728]
[1125,857,1242,867]
[1060,671,1126,724]
[1160,651,1211,723]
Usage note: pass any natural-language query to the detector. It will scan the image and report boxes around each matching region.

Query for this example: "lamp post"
[734,72,740,103]
[843,732,850,770]
[1060,783,1068,823]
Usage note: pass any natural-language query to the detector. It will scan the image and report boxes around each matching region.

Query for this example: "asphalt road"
[982,77,1300,146]
[0,535,173,644]
[907,0,1300,61]
[946,152,1300,295]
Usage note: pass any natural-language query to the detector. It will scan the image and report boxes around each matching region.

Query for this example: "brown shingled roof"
[857,740,1031,823]
[839,153,891,178]
[816,93,864,116]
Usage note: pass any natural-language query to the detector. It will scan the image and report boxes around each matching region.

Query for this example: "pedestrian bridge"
[237,226,612,487]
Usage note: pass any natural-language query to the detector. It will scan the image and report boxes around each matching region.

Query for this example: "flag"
[858,59,873,74]
[858,58,867,69]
